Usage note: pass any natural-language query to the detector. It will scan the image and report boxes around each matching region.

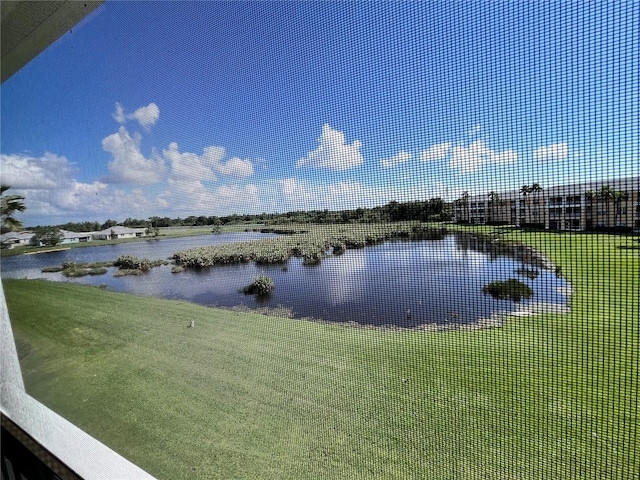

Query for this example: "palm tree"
[459,191,470,223]
[529,183,544,226]
[520,185,531,226]
[487,191,502,224]
[585,190,595,230]
[612,190,629,229]
[1,185,26,232]
[596,185,615,227]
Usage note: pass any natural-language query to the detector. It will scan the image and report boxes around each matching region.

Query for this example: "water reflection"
[321,251,366,305]
[2,234,571,327]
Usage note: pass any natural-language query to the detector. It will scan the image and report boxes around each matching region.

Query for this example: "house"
[92,226,146,240]
[60,230,93,244]
[0,231,35,249]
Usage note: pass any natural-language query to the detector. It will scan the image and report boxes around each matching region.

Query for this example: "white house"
[0,231,35,249]
[60,230,93,244]
[92,226,146,240]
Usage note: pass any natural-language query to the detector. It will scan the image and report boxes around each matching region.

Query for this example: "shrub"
[115,255,153,271]
[302,253,321,265]
[41,266,64,273]
[62,268,90,278]
[171,265,184,273]
[113,269,144,277]
[243,276,274,295]
[87,267,108,275]
[482,279,533,302]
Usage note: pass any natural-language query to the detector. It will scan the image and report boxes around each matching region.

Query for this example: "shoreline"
[24,247,71,255]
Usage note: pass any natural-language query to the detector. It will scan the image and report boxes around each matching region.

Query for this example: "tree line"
[29,198,454,232]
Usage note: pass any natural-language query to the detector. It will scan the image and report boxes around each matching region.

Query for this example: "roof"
[95,226,146,236]
[0,231,34,242]
[60,230,92,240]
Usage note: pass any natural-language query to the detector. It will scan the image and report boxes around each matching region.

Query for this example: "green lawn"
[3,229,638,479]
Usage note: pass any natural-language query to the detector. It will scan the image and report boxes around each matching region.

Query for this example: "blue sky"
[1,1,638,225]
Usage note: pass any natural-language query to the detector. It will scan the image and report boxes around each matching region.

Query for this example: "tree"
[1,185,26,232]
[585,190,595,229]
[487,191,502,224]
[612,190,629,228]
[34,227,64,247]
[146,217,160,237]
[529,183,544,225]
[101,219,118,230]
[520,185,531,226]
[457,192,470,223]
[595,185,615,227]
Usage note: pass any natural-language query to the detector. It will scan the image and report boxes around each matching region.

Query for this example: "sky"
[1,1,638,226]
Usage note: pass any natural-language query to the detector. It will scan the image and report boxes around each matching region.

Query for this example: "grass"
[3,227,638,479]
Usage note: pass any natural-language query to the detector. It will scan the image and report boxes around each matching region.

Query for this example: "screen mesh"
[1,2,637,479]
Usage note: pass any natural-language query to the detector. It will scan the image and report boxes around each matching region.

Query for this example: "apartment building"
[455,177,640,231]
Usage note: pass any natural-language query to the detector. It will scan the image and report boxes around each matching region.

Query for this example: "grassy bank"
[3,229,638,479]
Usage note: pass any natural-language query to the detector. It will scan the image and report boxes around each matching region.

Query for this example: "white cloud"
[277,178,370,211]
[163,142,220,183]
[217,156,254,177]
[381,151,412,168]
[128,103,160,129]
[102,127,166,185]
[0,152,159,223]
[492,150,518,164]
[163,143,254,181]
[113,102,126,124]
[157,143,256,216]
[274,177,455,213]
[0,152,76,189]
[158,179,261,217]
[420,142,451,162]
[449,140,517,174]
[297,124,364,171]
[534,143,568,161]
[112,102,160,130]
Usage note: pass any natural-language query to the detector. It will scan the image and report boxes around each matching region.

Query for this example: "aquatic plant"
[172,223,556,274]
[243,276,274,295]
[41,266,64,273]
[113,269,144,277]
[114,255,153,271]
[61,266,108,277]
[482,279,533,302]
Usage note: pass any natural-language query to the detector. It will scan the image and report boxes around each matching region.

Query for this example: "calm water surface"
[2,233,570,327]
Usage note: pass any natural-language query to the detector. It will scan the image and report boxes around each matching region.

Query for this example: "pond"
[1,233,571,328]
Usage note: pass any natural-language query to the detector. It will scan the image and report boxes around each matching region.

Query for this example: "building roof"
[0,231,34,243]
[60,230,92,240]
[94,226,146,236]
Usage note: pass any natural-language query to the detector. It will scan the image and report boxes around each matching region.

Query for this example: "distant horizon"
[2,2,638,226]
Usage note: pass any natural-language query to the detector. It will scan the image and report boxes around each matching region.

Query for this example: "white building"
[92,226,147,240]
[455,177,640,232]
[60,230,93,244]
[0,231,35,249]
